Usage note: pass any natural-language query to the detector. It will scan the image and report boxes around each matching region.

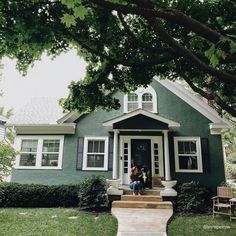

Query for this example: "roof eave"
[11,123,76,135]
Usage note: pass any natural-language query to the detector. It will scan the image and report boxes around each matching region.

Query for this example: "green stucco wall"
[11,81,225,190]
[11,92,124,185]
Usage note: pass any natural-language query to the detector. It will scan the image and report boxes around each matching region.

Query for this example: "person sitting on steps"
[129,166,142,196]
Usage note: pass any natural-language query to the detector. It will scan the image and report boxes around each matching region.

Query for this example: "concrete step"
[121,195,162,202]
[122,189,161,196]
[112,200,172,209]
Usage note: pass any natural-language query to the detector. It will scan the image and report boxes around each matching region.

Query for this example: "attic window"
[124,86,157,113]
[128,93,138,112]
[142,93,153,112]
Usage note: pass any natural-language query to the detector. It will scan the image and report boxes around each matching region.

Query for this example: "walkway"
[112,207,173,236]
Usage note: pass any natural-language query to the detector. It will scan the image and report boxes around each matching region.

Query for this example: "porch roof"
[103,109,180,131]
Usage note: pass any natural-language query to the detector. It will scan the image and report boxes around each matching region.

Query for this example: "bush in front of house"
[226,153,236,180]
[0,182,80,207]
[176,181,211,214]
[78,175,108,210]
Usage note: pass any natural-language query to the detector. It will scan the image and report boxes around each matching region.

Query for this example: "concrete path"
[112,208,173,236]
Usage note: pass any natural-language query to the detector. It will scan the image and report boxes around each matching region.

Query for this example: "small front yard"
[168,215,236,236]
[0,208,117,236]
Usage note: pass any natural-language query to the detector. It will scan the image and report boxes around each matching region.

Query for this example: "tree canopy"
[0,0,235,117]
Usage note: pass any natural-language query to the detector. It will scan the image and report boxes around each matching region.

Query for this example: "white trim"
[174,136,203,173]
[9,124,76,134]
[124,85,157,113]
[15,135,64,170]
[82,136,109,171]
[112,130,119,179]
[163,130,171,180]
[119,135,164,185]
[155,77,232,129]
[57,112,81,124]
[103,109,180,130]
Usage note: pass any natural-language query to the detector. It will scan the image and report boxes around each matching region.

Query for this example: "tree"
[0,0,235,117]
[0,141,17,181]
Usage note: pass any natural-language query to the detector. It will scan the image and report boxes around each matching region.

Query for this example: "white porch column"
[112,130,119,179]
[161,130,177,197]
[163,130,171,181]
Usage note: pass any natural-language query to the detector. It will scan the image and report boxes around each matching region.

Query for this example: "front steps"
[112,186,172,209]
[112,200,172,209]
[121,195,162,202]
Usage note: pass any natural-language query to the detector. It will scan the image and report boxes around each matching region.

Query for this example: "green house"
[9,78,231,194]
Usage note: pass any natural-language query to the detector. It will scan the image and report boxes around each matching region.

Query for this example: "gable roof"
[9,98,65,125]
[103,109,180,130]
[154,77,232,127]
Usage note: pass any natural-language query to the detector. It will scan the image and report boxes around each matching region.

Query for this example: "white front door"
[119,136,164,185]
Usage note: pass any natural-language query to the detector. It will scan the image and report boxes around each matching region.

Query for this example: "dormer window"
[124,86,157,113]
[142,93,153,112]
[128,93,138,112]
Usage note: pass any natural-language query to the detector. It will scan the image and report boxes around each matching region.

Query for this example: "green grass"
[0,208,117,236]
[168,215,236,236]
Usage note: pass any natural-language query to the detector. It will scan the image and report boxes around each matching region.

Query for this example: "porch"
[103,109,180,196]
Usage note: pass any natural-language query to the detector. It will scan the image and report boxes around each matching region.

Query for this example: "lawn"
[168,215,236,236]
[0,208,117,236]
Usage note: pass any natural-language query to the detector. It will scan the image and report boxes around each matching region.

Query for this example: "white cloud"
[0,50,87,111]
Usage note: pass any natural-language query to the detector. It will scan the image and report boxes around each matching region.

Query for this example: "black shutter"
[77,137,84,170]
[108,137,114,171]
[201,138,210,173]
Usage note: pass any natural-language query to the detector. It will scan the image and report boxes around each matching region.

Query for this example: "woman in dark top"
[129,166,142,195]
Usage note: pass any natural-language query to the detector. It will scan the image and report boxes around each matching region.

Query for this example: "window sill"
[15,167,63,170]
[175,169,203,173]
[82,167,108,171]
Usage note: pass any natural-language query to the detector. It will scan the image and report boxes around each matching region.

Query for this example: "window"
[83,137,109,171]
[42,140,60,167]
[174,137,202,173]
[128,93,138,112]
[142,93,153,112]
[16,136,64,169]
[124,86,157,113]
[20,140,38,166]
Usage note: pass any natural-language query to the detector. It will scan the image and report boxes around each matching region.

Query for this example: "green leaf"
[61,0,80,9]
[215,49,226,59]
[61,14,76,27]
[204,45,215,58]
[216,16,224,25]
[110,0,128,5]
[210,54,219,67]
[230,41,236,54]
[73,6,89,20]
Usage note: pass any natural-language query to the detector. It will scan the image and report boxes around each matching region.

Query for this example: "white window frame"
[15,135,64,170]
[124,85,157,113]
[82,136,109,171]
[174,137,203,173]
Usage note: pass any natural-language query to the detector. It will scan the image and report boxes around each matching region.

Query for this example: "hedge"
[0,176,108,209]
[0,183,81,207]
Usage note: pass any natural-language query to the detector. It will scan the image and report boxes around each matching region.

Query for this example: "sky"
[0,50,87,111]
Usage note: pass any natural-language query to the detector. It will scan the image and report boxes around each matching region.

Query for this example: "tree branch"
[179,73,236,117]
[91,0,222,44]
[146,18,236,84]
[118,12,173,55]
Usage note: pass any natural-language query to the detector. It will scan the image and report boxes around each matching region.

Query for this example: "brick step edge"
[121,195,163,202]
[122,190,161,196]
[112,200,172,209]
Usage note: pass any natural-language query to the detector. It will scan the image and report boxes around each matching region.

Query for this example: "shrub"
[226,162,236,179]
[227,152,236,164]
[78,176,108,210]
[0,183,80,207]
[176,181,211,214]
